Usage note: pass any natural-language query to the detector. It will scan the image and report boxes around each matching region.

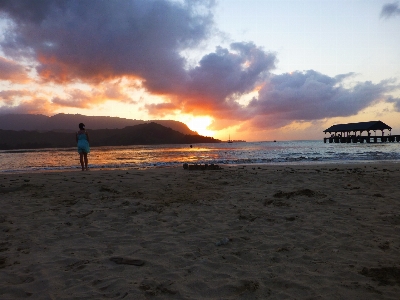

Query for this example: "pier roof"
[323,121,392,133]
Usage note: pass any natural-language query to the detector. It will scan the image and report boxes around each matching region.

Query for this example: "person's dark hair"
[79,123,85,130]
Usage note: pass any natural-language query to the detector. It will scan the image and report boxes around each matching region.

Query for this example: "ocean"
[1,140,400,173]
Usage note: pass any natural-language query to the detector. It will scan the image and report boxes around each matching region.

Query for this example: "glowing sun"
[186,116,215,137]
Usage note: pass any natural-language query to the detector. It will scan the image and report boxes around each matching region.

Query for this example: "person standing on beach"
[76,123,90,171]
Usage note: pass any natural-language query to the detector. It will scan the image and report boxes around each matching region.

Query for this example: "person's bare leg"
[79,153,85,171]
[84,153,89,170]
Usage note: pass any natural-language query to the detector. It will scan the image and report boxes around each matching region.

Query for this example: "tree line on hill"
[0,123,220,150]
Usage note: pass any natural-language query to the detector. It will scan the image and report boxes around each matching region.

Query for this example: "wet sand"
[0,163,399,299]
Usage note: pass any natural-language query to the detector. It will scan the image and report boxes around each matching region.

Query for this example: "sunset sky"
[0,0,399,141]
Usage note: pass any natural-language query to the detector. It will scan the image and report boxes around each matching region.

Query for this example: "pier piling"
[324,135,400,144]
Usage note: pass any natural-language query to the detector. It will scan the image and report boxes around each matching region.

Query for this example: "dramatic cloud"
[0,0,214,89]
[177,42,276,116]
[380,2,400,18]
[243,71,399,130]
[0,0,276,118]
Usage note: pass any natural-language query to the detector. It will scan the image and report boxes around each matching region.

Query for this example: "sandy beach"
[0,163,399,299]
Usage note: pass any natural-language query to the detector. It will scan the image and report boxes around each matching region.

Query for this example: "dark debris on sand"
[273,188,326,199]
[360,267,400,286]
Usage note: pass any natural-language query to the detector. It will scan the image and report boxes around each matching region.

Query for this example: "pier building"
[323,121,400,143]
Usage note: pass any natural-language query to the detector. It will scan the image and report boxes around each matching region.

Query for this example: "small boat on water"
[228,134,233,143]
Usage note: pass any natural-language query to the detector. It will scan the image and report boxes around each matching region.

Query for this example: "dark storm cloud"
[181,42,276,115]
[0,0,274,107]
[380,2,400,18]
[244,70,399,129]
[144,37,279,119]
[0,0,66,23]
[0,0,215,89]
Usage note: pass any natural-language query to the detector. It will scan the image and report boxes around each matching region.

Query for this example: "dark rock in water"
[183,163,188,169]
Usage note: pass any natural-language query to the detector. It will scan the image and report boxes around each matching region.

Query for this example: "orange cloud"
[145,102,179,117]
[37,53,120,84]
[51,80,135,109]
[0,57,30,83]
[0,90,30,105]
[0,98,56,115]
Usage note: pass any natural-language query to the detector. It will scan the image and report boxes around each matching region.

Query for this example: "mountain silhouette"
[0,122,220,150]
[0,113,198,135]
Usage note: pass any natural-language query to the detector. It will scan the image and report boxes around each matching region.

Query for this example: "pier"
[323,121,399,143]
[324,135,400,143]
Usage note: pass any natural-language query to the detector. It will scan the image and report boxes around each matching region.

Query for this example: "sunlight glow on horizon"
[184,116,215,137]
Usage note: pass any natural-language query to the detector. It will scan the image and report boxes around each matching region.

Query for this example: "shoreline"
[1,163,399,298]
[2,159,400,175]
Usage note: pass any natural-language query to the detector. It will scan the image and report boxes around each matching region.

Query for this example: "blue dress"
[77,132,90,154]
